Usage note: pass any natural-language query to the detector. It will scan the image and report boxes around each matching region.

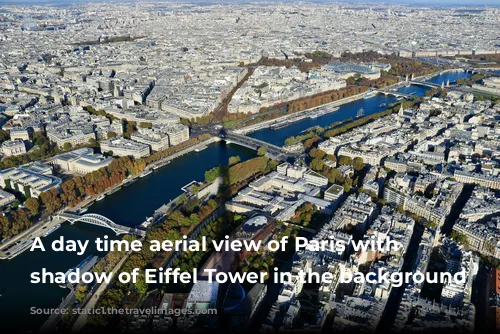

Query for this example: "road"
[0,215,65,259]
[0,173,146,260]
[40,288,76,332]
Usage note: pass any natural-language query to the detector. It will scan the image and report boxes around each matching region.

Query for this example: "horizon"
[1,0,500,7]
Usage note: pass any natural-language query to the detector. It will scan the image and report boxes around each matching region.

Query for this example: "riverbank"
[0,141,257,331]
[0,136,221,261]
[235,68,459,137]
[235,91,368,135]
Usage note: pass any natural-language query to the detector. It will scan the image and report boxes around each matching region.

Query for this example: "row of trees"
[86,152,280,327]
[2,133,214,240]
[39,156,145,213]
[307,144,365,193]
[39,133,213,213]
[324,108,394,138]
[88,198,242,327]
[204,156,270,185]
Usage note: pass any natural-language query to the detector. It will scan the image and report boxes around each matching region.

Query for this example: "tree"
[338,155,353,166]
[353,157,364,172]
[139,122,153,129]
[0,129,9,144]
[107,131,117,139]
[205,166,222,183]
[135,273,148,295]
[40,188,63,214]
[228,155,241,166]
[257,146,267,156]
[106,151,114,157]
[309,148,326,160]
[309,158,325,172]
[24,197,40,216]
[450,231,469,247]
[63,142,72,151]
[32,132,47,146]
[343,177,353,193]
[75,285,88,303]
[208,199,218,209]
[88,138,98,147]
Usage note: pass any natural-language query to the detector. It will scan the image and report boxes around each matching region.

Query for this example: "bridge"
[56,212,146,236]
[222,131,304,161]
[409,81,443,89]
[373,89,415,99]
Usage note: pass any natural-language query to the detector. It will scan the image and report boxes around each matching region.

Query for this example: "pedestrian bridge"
[56,212,145,236]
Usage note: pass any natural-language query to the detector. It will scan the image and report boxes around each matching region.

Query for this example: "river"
[0,141,256,330]
[0,72,472,331]
[247,71,474,147]
[487,70,500,75]
[425,70,472,85]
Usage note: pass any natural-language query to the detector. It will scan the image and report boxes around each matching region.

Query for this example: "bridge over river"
[222,131,305,161]
[56,212,146,237]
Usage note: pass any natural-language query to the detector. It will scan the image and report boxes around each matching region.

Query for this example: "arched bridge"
[56,212,146,236]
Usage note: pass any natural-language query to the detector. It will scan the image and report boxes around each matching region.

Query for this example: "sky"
[1,0,499,6]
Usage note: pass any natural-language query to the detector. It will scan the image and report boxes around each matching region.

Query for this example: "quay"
[0,137,219,260]
[233,91,368,135]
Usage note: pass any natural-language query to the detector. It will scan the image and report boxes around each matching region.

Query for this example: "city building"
[0,189,16,208]
[100,137,150,159]
[45,148,112,174]
[1,139,26,156]
[0,163,62,197]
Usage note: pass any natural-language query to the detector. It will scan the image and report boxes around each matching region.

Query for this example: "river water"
[0,73,473,330]
[425,70,472,85]
[487,70,500,75]
[0,142,256,330]
[247,71,474,147]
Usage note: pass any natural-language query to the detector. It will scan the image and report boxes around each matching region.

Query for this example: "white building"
[100,137,150,159]
[45,148,112,174]
[0,163,62,198]
[0,189,16,208]
[1,139,26,156]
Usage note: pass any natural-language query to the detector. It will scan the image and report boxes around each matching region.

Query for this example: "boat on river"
[195,146,208,152]
[140,170,153,178]
[356,107,365,119]
[59,255,99,288]
[43,224,61,237]
[271,120,291,130]
[96,194,106,201]
[108,186,122,195]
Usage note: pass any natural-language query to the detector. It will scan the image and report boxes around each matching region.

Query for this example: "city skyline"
[2,0,500,6]
[0,0,500,332]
